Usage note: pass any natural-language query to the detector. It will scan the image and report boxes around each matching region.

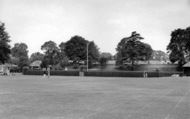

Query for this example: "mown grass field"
[0,75,189,119]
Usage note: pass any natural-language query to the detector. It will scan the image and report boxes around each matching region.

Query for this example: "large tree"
[88,41,100,67]
[64,36,87,63]
[64,35,100,66]
[151,50,169,61]
[41,40,60,67]
[30,52,44,63]
[99,52,112,66]
[0,22,11,64]
[116,31,153,70]
[11,43,29,69]
[58,42,69,68]
[167,27,190,70]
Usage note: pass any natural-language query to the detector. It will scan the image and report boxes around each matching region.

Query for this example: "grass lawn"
[0,75,189,119]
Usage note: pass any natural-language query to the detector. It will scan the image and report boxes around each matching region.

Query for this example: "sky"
[0,0,190,56]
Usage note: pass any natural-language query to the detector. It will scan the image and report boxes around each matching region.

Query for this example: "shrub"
[84,71,144,77]
[23,70,183,77]
[23,70,79,76]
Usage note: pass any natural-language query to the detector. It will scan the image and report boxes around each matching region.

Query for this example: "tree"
[151,50,169,61]
[100,52,112,60]
[59,42,65,53]
[11,43,29,69]
[30,52,44,63]
[58,42,69,68]
[99,52,112,66]
[41,41,59,67]
[64,36,88,64]
[0,22,11,64]
[116,31,153,70]
[88,41,100,67]
[167,27,190,70]
[9,56,19,65]
[64,35,100,67]
[138,42,153,61]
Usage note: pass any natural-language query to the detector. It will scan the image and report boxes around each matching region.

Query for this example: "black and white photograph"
[0,0,190,118]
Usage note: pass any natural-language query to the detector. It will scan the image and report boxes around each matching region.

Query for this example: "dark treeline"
[1,21,190,71]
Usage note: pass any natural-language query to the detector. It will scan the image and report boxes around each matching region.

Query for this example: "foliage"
[9,56,19,65]
[59,42,65,52]
[151,50,169,61]
[167,27,190,70]
[58,42,69,68]
[100,52,112,60]
[64,36,87,63]
[99,57,108,66]
[41,40,59,53]
[23,70,79,76]
[0,22,11,64]
[11,43,29,69]
[41,41,69,68]
[41,40,60,67]
[64,35,100,67]
[99,52,112,66]
[30,52,44,63]
[23,70,183,77]
[116,31,153,70]
[88,41,100,67]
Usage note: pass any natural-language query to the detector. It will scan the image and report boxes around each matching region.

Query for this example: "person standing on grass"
[143,71,148,78]
[42,68,46,77]
[145,71,148,78]
[47,66,50,78]
[6,67,10,76]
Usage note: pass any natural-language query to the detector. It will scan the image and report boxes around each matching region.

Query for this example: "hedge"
[84,71,143,77]
[23,70,79,76]
[23,70,183,77]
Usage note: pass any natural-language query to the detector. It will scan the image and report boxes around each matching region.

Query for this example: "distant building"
[30,60,42,70]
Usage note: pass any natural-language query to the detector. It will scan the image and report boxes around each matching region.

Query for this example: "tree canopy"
[58,42,69,68]
[40,41,69,69]
[167,26,190,70]
[64,35,100,66]
[116,31,153,70]
[99,52,112,66]
[151,50,169,61]
[0,22,11,64]
[88,41,100,62]
[30,52,44,63]
[41,40,60,67]
[11,43,29,69]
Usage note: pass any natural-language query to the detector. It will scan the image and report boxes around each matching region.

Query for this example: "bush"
[23,70,183,77]
[50,70,79,76]
[84,71,143,77]
[23,70,79,76]
[22,66,29,73]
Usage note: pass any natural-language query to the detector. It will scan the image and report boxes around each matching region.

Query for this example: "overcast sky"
[1,0,190,56]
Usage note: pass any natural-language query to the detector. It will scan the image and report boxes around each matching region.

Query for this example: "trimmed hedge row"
[23,70,79,76]
[23,70,183,77]
[84,71,183,77]
[147,71,183,77]
[84,71,143,77]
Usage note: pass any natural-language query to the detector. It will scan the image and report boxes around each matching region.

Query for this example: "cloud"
[1,0,190,55]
